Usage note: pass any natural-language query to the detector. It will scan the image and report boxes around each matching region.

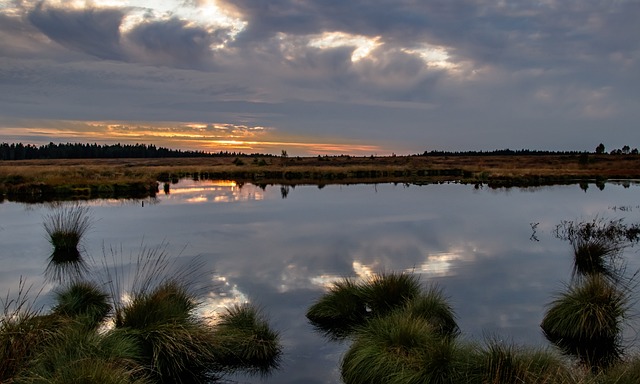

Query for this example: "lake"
[2,180,640,383]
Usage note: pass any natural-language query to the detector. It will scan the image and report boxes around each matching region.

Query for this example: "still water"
[2,180,640,383]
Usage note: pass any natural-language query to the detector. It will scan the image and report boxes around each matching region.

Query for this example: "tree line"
[0,142,253,160]
[422,144,638,157]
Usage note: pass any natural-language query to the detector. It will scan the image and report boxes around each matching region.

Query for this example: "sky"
[0,0,639,156]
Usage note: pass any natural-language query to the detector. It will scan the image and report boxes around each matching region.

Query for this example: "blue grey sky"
[1,0,638,155]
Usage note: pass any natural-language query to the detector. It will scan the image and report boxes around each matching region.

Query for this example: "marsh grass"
[108,249,217,383]
[358,272,422,315]
[598,354,640,383]
[43,204,93,282]
[0,278,50,381]
[402,285,459,337]
[16,324,148,384]
[541,275,628,372]
[115,280,196,329]
[212,304,282,376]
[102,242,282,382]
[52,280,111,329]
[306,278,368,339]
[476,338,571,384]
[555,218,640,285]
[306,272,423,340]
[341,312,470,384]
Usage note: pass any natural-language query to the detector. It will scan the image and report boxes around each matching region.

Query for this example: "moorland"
[1,153,640,202]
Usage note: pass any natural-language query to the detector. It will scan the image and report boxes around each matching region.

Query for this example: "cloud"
[27,3,126,60]
[125,17,227,69]
[0,0,639,154]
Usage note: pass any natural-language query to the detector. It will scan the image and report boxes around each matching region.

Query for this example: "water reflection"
[2,181,640,383]
[162,179,265,204]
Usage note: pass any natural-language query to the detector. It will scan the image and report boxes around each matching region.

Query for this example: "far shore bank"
[1,154,640,202]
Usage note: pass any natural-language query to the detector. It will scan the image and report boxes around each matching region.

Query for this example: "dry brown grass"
[1,154,639,200]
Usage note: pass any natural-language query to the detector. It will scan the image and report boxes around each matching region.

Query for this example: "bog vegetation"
[307,218,640,383]
[2,142,640,202]
[0,204,282,383]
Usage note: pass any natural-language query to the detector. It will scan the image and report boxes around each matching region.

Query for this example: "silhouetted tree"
[596,143,606,154]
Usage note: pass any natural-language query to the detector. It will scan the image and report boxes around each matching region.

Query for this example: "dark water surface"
[2,180,640,383]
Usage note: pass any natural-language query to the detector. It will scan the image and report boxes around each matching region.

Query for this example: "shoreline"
[2,154,640,202]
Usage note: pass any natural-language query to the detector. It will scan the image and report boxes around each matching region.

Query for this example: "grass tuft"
[402,285,459,337]
[43,204,93,282]
[212,304,282,376]
[341,312,470,384]
[541,274,628,372]
[358,272,422,316]
[52,280,111,329]
[475,338,570,384]
[306,272,422,339]
[306,278,368,339]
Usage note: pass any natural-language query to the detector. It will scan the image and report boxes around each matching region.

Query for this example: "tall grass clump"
[306,272,422,339]
[212,304,282,376]
[402,285,459,337]
[105,243,282,383]
[114,279,218,383]
[0,279,53,381]
[52,280,111,329]
[598,354,640,384]
[43,204,93,282]
[306,278,368,339]
[473,338,571,384]
[358,272,422,315]
[341,312,471,384]
[15,324,148,384]
[541,275,628,372]
[554,218,640,284]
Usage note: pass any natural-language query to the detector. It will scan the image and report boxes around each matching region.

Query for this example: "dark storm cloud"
[27,3,126,60]
[126,18,227,69]
[1,0,639,153]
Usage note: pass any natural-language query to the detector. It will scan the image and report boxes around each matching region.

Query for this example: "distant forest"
[0,142,636,160]
[0,142,257,160]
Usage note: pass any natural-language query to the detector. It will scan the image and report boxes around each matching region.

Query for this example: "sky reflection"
[2,181,640,383]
